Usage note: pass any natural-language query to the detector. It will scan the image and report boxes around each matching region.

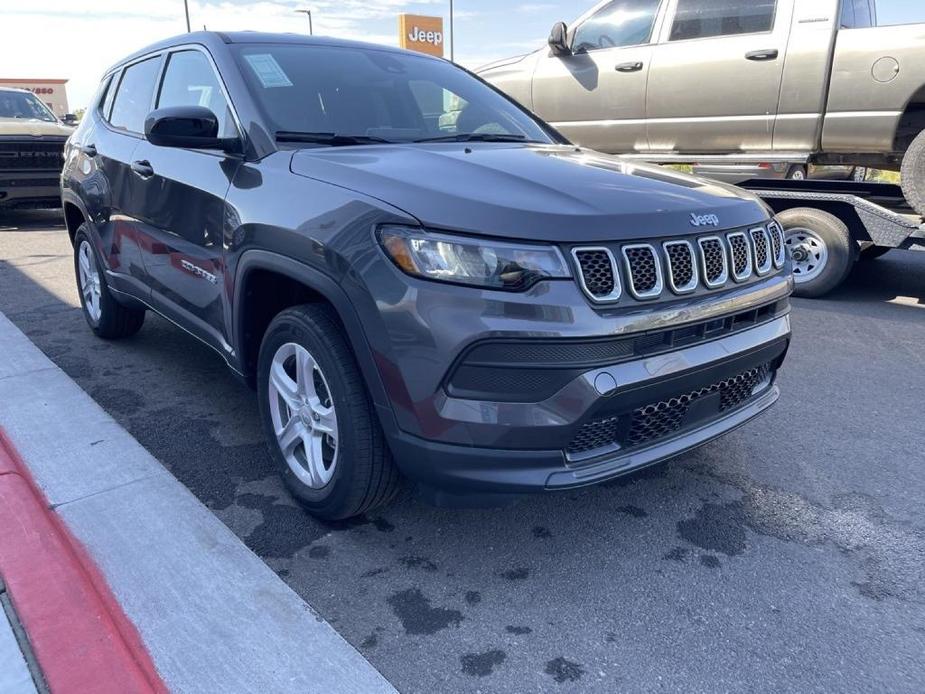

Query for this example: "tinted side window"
[109,57,161,134]
[157,51,236,138]
[841,0,874,28]
[573,0,662,52]
[670,0,776,41]
[98,74,116,119]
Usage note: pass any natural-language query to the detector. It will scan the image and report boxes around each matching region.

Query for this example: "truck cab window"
[670,0,777,41]
[572,0,661,52]
[840,0,875,29]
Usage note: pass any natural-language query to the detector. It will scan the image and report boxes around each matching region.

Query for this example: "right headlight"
[377,226,571,291]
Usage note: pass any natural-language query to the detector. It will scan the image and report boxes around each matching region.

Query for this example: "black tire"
[73,224,145,339]
[257,304,402,520]
[786,165,807,181]
[777,207,854,299]
[901,129,925,216]
[859,245,891,261]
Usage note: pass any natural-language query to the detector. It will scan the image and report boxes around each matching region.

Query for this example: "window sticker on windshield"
[243,54,293,88]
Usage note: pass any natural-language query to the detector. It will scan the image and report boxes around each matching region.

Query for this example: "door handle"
[745,49,779,61]
[79,144,97,157]
[615,61,644,73]
[131,160,154,179]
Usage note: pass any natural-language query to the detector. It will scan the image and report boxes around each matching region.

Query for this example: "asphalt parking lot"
[1,210,924,693]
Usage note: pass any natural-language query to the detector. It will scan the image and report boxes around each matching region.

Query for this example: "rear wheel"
[900,129,925,216]
[73,225,145,338]
[777,207,854,298]
[786,165,807,181]
[257,304,402,520]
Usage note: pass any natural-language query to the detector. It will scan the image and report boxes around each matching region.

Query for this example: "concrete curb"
[0,311,397,694]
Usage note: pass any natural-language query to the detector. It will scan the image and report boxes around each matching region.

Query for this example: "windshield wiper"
[413,133,535,144]
[275,131,394,146]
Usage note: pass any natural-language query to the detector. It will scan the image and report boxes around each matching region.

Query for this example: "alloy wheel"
[267,342,339,489]
[78,240,102,322]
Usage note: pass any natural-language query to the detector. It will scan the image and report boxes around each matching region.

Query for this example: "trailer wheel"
[777,208,854,298]
[901,129,925,216]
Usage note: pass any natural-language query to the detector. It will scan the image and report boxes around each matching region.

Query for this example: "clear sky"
[1,0,923,111]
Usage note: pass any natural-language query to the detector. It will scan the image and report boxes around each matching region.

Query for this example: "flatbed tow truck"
[737,178,925,298]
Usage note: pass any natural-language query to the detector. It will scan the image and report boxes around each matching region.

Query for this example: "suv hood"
[290,144,770,243]
[0,118,72,137]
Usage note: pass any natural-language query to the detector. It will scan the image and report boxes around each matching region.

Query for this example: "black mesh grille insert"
[751,228,770,271]
[728,234,751,278]
[0,141,66,171]
[566,363,772,457]
[623,245,659,296]
[575,250,616,298]
[699,238,726,285]
[664,242,695,291]
[626,363,770,447]
[567,416,622,457]
[768,222,785,267]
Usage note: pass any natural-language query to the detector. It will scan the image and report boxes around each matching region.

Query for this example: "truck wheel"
[901,130,925,216]
[257,304,402,520]
[786,165,807,180]
[73,225,145,338]
[777,208,854,298]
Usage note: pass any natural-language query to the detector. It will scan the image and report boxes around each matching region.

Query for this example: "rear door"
[646,0,792,153]
[531,0,665,154]
[91,55,164,298]
[130,47,242,355]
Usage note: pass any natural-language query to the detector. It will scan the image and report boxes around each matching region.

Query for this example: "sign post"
[398,14,445,58]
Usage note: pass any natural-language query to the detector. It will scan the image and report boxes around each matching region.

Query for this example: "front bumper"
[0,172,62,209]
[388,313,790,494]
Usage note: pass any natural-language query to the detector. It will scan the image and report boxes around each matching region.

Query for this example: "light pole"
[295,9,313,35]
[183,0,191,32]
[449,0,454,62]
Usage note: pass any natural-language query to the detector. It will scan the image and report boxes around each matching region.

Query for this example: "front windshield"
[0,90,57,122]
[232,44,556,144]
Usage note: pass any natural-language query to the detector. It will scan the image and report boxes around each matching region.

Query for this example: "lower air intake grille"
[574,249,617,299]
[566,416,621,457]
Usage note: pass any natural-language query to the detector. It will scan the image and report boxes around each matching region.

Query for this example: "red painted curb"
[0,428,168,694]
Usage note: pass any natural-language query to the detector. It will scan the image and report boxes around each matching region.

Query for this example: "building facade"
[0,79,69,117]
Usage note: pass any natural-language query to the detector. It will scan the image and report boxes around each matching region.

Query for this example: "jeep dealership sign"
[399,14,444,57]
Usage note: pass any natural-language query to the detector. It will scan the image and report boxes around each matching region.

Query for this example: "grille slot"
[697,236,728,288]
[625,363,771,448]
[767,221,786,268]
[621,244,663,300]
[566,416,622,458]
[572,248,621,302]
[750,227,773,275]
[727,232,752,282]
[662,240,698,294]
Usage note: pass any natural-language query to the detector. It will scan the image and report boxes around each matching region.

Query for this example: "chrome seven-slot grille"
[573,222,785,303]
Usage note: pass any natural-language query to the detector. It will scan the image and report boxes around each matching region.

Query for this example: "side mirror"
[62,113,78,125]
[548,22,571,57]
[144,106,238,152]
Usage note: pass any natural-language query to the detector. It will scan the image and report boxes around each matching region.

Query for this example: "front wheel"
[777,208,854,299]
[73,225,145,339]
[257,304,402,520]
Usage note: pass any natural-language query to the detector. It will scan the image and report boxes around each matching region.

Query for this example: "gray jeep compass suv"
[61,32,792,519]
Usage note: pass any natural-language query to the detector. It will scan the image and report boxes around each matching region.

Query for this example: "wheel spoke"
[270,361,301,410]
[276,415,304,457]
[312,406,338,443]
[303,432,327,487]
[296,349,317,401]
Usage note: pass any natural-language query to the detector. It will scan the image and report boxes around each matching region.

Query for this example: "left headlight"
[377,226,571,291]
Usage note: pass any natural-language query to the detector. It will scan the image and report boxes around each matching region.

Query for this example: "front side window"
[670,0,777,41]
[109,57,161,134]
[157,50,236,138]
[0,90,57,122]
[573,0,662,52]
[232,44,554,144]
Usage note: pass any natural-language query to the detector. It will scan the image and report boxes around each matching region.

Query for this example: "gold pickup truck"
[0,87,72,210]
[477,0,925,214]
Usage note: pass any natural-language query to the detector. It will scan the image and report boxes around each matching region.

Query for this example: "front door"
[532,0,665,154]
[131,48,241,356]
[646,0,792,153]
